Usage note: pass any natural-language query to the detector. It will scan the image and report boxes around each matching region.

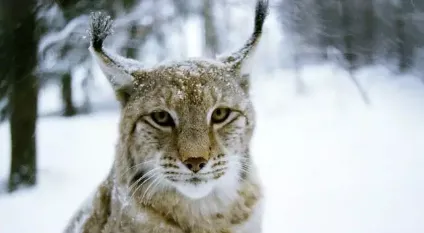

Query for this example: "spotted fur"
[65,1,268,232]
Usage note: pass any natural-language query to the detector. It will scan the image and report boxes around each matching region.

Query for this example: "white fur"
[175,182,215,199]
[89,46,136,91]
[169,159,220,199]
[168,150,242,201]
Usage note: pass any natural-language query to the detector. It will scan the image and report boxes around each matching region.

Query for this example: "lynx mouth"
[166,176,208,185]
[186,177,204,185]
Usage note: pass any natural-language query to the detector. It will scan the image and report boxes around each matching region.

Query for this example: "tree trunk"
[314,0,329,60]
[125,23,138,59]
[122,0,139,59]
[340,0,356,71]
[363,0,374,64]
[396,2,412,72]
[8,74,38,192]
[1,0,39,192]
[61,72,77,116]
[80,70,93,114]
[339,0,370,104]
[292,43,306,94]
[203,0,219,57]
[155,31,167,61]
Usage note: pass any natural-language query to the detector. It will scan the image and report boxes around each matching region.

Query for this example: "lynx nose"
[183,158,207,173]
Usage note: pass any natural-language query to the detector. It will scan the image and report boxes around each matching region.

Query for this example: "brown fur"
[65,1,268,232]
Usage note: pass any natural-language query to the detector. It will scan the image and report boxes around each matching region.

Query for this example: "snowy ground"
[1,63,424,233]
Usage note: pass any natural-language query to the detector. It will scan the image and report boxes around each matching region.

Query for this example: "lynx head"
[89,0,268,200]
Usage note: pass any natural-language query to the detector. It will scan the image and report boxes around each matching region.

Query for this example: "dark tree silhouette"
[0,0,39,192]
[203,0,219,57]
[279,0,424,73]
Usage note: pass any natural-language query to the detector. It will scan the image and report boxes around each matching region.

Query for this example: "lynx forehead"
[131,59,245,104]
[64,1,269,232]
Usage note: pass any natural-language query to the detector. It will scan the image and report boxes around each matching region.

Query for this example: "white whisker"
[128,167,161,201]
[141,175,163,202]
[119,159,156,179]
[128,167,160,190]
[146,176,164,202]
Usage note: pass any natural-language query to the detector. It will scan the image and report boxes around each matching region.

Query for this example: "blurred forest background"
[1,0,424,192]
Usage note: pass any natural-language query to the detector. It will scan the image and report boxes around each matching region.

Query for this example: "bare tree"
[363,0,375,64]
[203,0,220,57]
[0,0,39,192]
[395,0,414,72]
[61,72,77,116]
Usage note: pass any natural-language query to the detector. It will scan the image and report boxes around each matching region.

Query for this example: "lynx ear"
[219,0,269,76]
[89,12,144,103]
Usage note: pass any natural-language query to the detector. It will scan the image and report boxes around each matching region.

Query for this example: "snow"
[250,64,424,233]
[1,63,424,233]
[0,113,118,233]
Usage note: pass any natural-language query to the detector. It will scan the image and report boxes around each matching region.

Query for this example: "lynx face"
[88,0,267,201]
[122,61,255,199]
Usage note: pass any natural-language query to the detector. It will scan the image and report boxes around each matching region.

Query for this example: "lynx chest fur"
[64,1,269,233]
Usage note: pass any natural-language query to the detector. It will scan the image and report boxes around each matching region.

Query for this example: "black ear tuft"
[89,11,114,51]
[219,0,269,68]
[253,0,269,39]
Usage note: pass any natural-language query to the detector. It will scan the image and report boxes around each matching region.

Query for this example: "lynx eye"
[211,108,231,124]
[150,111,175,127]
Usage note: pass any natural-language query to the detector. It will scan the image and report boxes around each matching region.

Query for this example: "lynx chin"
[64,1,269,232]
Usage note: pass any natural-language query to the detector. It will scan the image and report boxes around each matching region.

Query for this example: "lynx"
[64,1,268,232]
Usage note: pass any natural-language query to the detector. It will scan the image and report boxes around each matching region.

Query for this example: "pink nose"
[183,158,207,173]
